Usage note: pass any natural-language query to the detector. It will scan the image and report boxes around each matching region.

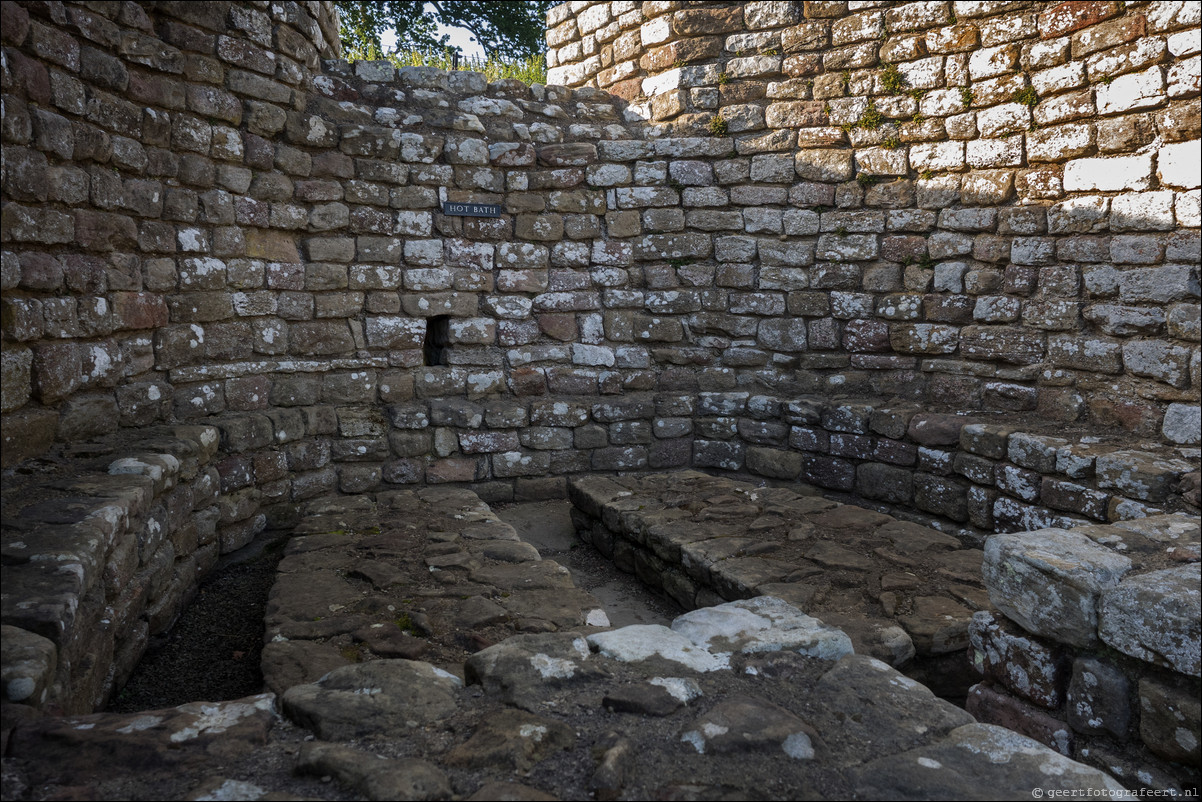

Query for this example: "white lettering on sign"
[441,202,502,218]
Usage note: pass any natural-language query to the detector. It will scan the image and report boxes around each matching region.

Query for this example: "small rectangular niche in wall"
[423,315,450,366]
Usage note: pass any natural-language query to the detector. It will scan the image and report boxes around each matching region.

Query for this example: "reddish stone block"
[802,2,844,19]
[843,319,890,352]
[1071,14,1146,58]
[1038,1,1122,39]
[509,367,547,396]
[265,261,304,290]
[252,449,288,483]
[74,210,138,252]
[607,77,643,102]
[784,54,822,77]
[672,6,743,36]
[216,454,254,492]
[641,37,722,72]
[225,375,271,411]
[881,235,927,263]
[923,294,974,323]
[0,2,29,45]
[536,143,597,167]
[245,229,300,261]
[538,313,578,341]
[968,684,1074,755]
[1085,397,1162,436]
[426,457,480,484]
[112,292,169,330]
[6,49,51,105]
[908,413,967,447]
[1041,477,1110,520]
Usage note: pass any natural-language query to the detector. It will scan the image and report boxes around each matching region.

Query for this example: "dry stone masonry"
[971,514,1200,789]
[1,0,1200,798]
[1,0,1198,508]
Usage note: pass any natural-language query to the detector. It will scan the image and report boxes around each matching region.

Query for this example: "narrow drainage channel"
[107,500,678,713]
[106,536,287,714]
[493,500,681,628]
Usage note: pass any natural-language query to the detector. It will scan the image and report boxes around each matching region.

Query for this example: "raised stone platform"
[3,484,1125,800]
[260,487,609,695]
[1,409,1196,718]
[570,470,987,693]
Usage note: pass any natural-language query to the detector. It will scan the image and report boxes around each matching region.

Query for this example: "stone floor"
[1,482,1129,801]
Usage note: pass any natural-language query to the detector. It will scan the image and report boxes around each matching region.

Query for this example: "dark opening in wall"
[424,315,450,366]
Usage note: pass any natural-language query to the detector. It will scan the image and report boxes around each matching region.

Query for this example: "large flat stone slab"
[281,660,462,740]
[849,723,1127,800]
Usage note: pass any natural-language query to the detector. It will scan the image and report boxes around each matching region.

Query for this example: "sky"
[379,12,487,59]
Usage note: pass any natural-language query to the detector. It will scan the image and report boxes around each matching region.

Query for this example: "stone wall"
[1,0,1200,722]
[547,0,1201,439]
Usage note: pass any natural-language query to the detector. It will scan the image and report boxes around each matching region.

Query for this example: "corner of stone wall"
[972,517,1200,789]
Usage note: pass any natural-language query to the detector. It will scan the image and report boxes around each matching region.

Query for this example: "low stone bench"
[720,397,1200,537]
[569,470,989,694]
[1,424,227,714]
[969,513,1201,791]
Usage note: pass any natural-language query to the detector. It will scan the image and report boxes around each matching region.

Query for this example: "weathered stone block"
[1095,450,1196,503]
[1099,566,1200,677]
[1138,675,1201,764]
[966,684,1073,756]
[1066,657,1130,740]
[914,473,969,522]
[983,530,1132,648]
[856,462,913,504]
[970,611,1068,709]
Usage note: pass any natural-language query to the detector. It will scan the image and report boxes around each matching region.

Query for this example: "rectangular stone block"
[803,454,855,491]
[1138,675,1201,764]
[1066,656,1131,740]
[1095,450,1196,503]
[1063,153,1155,192]
[1100,566,1200,677]
[914,473,969,522]
[966,683,1074,756]
[746,447,803,480]
[983,529,1132,648]
[970,610,1069,708]
[1040,478,1110,521]
[856,462,914,504]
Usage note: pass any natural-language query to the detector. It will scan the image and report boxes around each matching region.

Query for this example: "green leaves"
[336,0,554,61]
